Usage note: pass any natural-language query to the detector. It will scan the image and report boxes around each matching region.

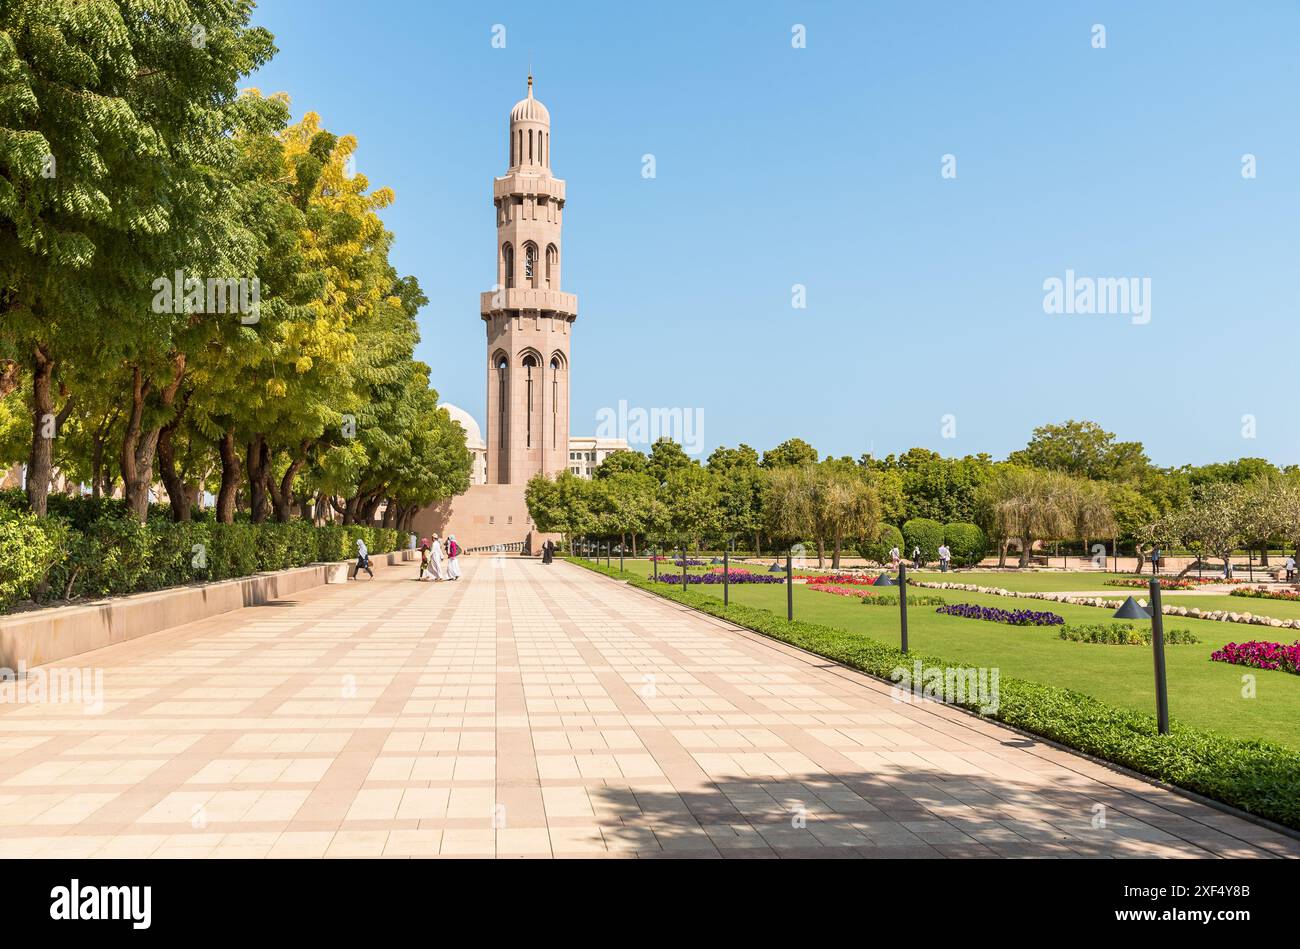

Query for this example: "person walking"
[911,545,923,571]
[429,533,445,581]
[889,544,900,569]
[938,543,951,573]
[1285,554,1296,582]
[351,537,374,580]
[446,534,462,580]
[541,539,554,564]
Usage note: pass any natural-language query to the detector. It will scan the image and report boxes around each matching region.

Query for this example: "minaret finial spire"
[527,60,533,98]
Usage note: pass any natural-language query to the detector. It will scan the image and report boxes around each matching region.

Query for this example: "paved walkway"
[0,557,1295,859]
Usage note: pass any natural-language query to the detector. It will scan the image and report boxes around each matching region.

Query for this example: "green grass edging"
[563,557,1300,831]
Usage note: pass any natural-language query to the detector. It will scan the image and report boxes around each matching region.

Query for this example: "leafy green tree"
[761,437,818,469]
[646,437,696,485]
[593,449,648,478]
[1009,420,1149,482]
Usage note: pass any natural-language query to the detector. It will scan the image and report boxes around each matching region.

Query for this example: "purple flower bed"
[653,572,785,585]
[1210,641,1300,675]
[650,556,706,567]
[935,603,1065,626]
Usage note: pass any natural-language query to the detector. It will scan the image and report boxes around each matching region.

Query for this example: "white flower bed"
[910,580,1300,629]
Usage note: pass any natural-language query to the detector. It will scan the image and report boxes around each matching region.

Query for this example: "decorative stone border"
[911,580,1300,630]
[0,550,417,670]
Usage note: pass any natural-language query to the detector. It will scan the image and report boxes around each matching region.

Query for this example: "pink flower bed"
[807,583,878,598]
[1210,640,1300,675]
[803,574,874,586]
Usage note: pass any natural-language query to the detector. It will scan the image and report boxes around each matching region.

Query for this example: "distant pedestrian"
[1150,547,1161,576]
[541,539,555,564]
[912,546,923,571]
[446,534,462,580]
[889,545,900,569]
[429,533,445,580]
[351,537,374,580]
[1285,555,1295,582]
[938,543,951,573]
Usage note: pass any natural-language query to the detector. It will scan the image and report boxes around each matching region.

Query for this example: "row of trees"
[527,421,1300,570]
[1145,477,1300,574]
[0,2,471,531]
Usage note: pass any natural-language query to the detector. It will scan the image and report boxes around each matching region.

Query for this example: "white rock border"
[909,580,1300,630]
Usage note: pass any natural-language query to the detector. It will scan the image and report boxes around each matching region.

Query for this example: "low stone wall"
[0,550,417,670]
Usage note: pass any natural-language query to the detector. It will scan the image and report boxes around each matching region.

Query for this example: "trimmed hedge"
[563,556,1300,831]
[0,508,402,612]
[859,523,903,564]
[902,518,944,562]
[1059,623,1200,645]
[943,522,987,567]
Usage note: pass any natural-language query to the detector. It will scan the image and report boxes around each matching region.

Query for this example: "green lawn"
[596,558,1300,749]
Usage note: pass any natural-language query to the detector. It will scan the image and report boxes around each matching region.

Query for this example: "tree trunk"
[266,448,306,523]
[997,539,1008,568]
[1018,534,1033,568]
[216,430,241,523]
[1260,545,1270,567]
[120,360,185,521]
[157,413,190,522]
[26,345,55,516]
[245,436,270,523]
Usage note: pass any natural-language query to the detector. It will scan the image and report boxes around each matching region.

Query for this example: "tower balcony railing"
[494,174,565,201]
[480,288,578,317]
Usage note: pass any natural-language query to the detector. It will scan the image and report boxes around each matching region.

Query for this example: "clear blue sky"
[248,1,1300,468]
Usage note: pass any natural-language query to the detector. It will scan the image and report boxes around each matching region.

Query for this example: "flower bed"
[935,603,1064,626]
[1108,576,1245,589]
[807,582,875,598]
[913,579,1300,629]
[1210,641,1300,675]
[1058,623,1200,645]
[862,593,946,607]
[1230,587,1300,602]
[653,571,785,585]
[650,555,706,566]
[803,574,874,586]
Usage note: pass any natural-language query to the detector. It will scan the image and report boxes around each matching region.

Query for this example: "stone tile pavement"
[0,556,1295,859]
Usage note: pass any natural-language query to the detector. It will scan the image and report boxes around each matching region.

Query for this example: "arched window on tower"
[496,356,509,481]
[522,354,537,448]
[545,244,558,289]
[524,243,537,288]
[550,355,561,449]
[502,243,514,290]
[528,129,534,163]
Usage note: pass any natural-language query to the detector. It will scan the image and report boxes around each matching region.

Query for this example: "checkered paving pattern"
[0,556,1295,859]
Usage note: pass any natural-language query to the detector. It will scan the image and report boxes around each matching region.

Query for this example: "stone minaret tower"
[482,75,577,485]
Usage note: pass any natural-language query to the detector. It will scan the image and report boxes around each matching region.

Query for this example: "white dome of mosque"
[441,403,484,449]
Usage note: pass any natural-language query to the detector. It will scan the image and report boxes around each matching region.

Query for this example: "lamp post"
[619,543,624,574]
[681,544,687,593]
[653,546,658,583]
[723,547,729,607]
[1114,584,1169,735]
[786,553,793,621]
[898,563,909,654]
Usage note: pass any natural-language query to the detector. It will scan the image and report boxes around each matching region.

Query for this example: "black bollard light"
[786,553,793,621]
[723,548,729,607]
[1114,587,1169,735]
[899,562,909,654]
[681,546,687,592]
[653,547,659,583]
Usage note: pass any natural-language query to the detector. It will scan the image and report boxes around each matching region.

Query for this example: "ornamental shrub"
[902,518,944,562]
[0,511,68,609]
[942,522,987,567]
[860,523,903,564]
[1059,623,1200,645]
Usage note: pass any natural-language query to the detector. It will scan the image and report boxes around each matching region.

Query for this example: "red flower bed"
[807,583,878,598]
[803,574,874,586]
